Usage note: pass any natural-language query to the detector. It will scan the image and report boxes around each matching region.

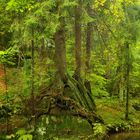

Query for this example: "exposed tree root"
[23,75,104,127]
[24,93,103,128]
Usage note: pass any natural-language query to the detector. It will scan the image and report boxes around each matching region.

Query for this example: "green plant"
[0,47,19,66]
[15,129,33,140]
[93,123,107,139]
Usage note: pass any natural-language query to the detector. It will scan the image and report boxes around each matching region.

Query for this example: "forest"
[0,0,140,140]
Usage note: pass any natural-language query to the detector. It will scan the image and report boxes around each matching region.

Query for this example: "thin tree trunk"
[85,5,92,76]
[125,43,130,120]
[85,22,92,74]
[31,28,35,126]
[74,0,82,79]
[85,3,93,74]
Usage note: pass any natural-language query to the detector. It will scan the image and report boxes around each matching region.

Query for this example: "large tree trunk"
[84,4,96,109]
[74,0,82,79]
[54,6,67,83]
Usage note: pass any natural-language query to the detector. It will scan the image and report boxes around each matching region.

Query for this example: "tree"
[54,1,67,83]
[74,0,82,79]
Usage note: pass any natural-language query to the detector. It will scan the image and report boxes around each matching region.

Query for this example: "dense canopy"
[0,0,140,140]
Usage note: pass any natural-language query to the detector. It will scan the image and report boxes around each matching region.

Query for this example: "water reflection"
[108,133,140,140]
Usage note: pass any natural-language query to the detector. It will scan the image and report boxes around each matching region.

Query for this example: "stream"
[108,133,140,140]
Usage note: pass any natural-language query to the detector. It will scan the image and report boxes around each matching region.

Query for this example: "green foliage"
[6,0,35,13]
[90,73,108,97]
[130,42,140,95]
[0,47,19,65]
[93,123,107,139]
[18,135,32,140]
[1,0,140,139]
[96,97,140,133]
[4,129,33,140]
[22,59,31,97]
[86,54,109,97]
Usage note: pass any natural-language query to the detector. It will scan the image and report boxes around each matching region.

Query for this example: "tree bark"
[54,7,67,83]
[85,22,92,73]
[74,0,82,79]
[84,4,96,110]
[85,3,93,74]
[31,28,35,128]
[125,43,130,120]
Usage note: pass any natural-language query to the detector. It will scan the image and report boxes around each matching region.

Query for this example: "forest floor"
[96,97,140,126]
[0,97,140,140]
[53,97,140,139]
[36,97,140,140]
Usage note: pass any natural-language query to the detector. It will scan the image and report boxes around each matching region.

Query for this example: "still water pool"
[108,133,140,140]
